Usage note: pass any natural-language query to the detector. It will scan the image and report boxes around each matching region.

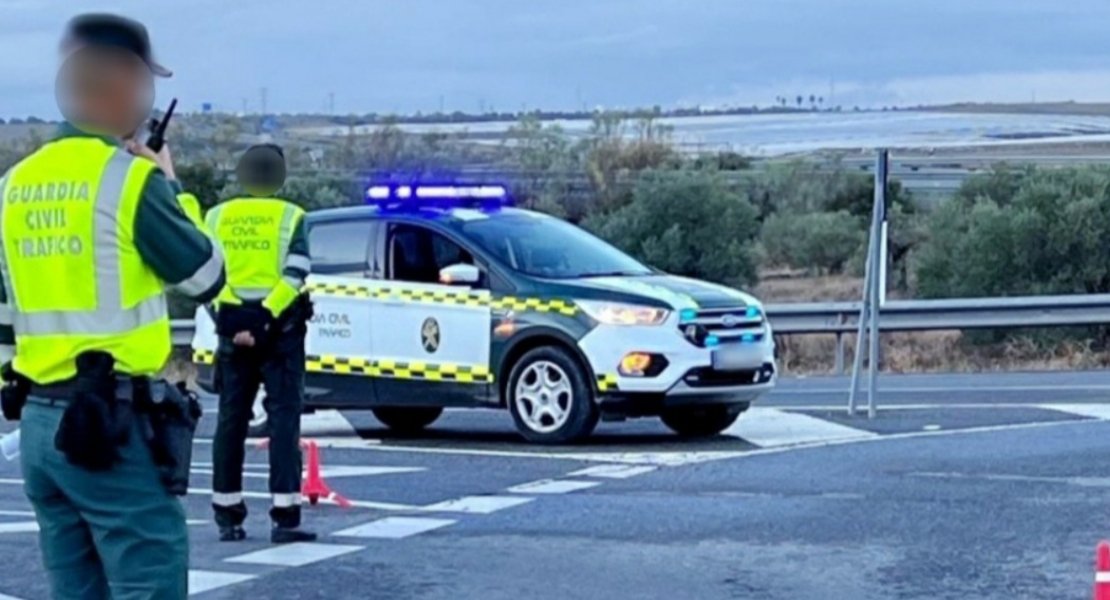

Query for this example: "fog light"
[618,352,653,376]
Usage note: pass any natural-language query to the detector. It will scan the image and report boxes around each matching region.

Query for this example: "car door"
[370,220,494,406]
[302,218,381,406]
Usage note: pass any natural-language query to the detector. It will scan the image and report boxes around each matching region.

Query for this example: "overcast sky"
[2,0,1109,118]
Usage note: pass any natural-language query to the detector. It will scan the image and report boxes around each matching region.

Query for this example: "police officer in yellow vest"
[208,143,316,543]
[0,14,225,600]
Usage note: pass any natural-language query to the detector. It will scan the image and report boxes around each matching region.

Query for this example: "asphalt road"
[2,370,1110,599]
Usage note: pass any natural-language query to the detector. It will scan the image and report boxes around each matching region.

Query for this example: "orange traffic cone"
[301,439,351,508]
[1095,541,1110,600]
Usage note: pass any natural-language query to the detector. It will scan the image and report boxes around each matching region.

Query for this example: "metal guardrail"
[170,293,1110,345]
[765,294,1110,334]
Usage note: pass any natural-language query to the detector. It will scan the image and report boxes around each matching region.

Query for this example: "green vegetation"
[1,113,1104,354]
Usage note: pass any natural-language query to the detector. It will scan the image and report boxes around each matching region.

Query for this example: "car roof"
[305,204,541,226]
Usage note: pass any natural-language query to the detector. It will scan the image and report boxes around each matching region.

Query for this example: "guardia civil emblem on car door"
[421,317,440,353]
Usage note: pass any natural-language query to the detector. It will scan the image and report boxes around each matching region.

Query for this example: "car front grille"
[678,306,766,347]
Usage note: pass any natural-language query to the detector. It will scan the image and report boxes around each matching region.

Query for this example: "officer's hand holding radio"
[126,139,176,181]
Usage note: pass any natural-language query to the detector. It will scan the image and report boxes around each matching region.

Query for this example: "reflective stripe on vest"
[207,198,304,301]
[0,150,166,336]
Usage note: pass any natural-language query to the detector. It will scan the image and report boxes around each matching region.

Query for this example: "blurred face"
[237,147,287,196]
[56,46,154,138]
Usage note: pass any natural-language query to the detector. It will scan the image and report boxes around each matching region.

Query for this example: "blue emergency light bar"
[366,184,512,211]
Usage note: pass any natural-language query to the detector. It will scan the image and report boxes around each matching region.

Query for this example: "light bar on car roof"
[366,184,508,200]
[366,184,512,210]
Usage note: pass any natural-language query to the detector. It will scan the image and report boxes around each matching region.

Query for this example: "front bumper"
[577,320,777,407]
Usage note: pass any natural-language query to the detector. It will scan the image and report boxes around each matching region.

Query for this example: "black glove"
[216,303,273,341]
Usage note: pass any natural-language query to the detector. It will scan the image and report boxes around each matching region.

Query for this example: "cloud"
[3,0,1110,117]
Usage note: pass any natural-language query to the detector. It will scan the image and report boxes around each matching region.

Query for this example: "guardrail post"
[834,329,845,375]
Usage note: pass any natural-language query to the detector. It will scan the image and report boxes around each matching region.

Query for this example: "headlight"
[577,300,670,326]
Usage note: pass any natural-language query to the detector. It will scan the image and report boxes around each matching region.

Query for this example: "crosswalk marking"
[421,495,533,514]
[568,465,658,479]
[191,465,426,479]
[0,521,38,534]
[333,516,456,539]
[188,570,256,596]
[1040,404,1110,420]
[225,542,364,567]
[506,480,600,494]
[725,408,877,447]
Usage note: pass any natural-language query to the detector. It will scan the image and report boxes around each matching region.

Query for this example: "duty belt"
[28,376,158,404]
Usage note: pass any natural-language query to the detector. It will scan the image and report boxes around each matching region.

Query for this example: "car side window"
[307,220,375,276]
[388,223,476,285]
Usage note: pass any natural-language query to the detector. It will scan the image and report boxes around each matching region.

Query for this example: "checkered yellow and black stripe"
[489,296,577,316]
[193,349,215,365]
[305,282,577,315]
[306,355,493,383]
[596,374,619,392]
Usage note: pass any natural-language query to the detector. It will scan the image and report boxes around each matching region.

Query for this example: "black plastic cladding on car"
[682,363,775,387]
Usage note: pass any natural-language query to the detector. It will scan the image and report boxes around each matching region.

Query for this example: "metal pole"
[843,210,879,412]
[847,150,886,416]
[866,150,889,419]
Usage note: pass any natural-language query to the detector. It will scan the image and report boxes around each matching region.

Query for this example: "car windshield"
[459,212,653,279]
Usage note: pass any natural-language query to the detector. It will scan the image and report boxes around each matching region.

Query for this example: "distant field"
[919,101,1110,116]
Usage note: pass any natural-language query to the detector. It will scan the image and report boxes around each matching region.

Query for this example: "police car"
[191,184,777,444]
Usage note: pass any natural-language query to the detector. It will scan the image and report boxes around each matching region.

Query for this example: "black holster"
[277,293,314,334]
[54,351,133,472]
[0,362,30,422]
[135,380,202,496]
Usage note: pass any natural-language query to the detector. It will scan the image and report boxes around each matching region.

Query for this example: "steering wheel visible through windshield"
[459,211,653,279]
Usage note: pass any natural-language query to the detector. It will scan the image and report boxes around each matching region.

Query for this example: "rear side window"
[307,220,375,276]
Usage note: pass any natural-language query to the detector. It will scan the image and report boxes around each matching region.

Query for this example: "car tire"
[660,403,748,437]
[372,407,444,433]
[507,346,599,444]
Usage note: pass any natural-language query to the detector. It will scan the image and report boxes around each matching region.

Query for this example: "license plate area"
[711,343,759,371]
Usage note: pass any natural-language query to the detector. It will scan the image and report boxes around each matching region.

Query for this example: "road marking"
[0,510,34,517]
[0,521,37,534]
[421,495,533,514]
[774,384,1110,395]
[225,542,364,567]
[190,465,426,479]
[506,480,601,494]
[0,593,26,600]
[1040,404,1110,420]
[185,488,421,512]
[765,402,1110,411]
[909,472,1110,487]
[187,570,256,595]
[333,517,456,539]
[298,409,360,437]
[725,408,877,447]
[568,465,658,479]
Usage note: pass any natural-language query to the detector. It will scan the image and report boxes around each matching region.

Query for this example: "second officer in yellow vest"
[207,144,316,544]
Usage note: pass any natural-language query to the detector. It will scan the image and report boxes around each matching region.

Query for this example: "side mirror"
[439,263,480,286]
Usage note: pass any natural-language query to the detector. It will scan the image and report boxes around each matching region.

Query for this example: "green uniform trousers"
[20,399,189,600]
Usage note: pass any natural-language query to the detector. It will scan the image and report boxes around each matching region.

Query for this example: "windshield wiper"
[576,270,650,278]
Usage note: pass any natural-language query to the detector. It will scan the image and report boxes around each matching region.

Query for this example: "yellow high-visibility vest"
[0,137,169,384]
[205,197,305,317]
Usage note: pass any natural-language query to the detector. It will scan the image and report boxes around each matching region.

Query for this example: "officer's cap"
[61,13,172,78]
